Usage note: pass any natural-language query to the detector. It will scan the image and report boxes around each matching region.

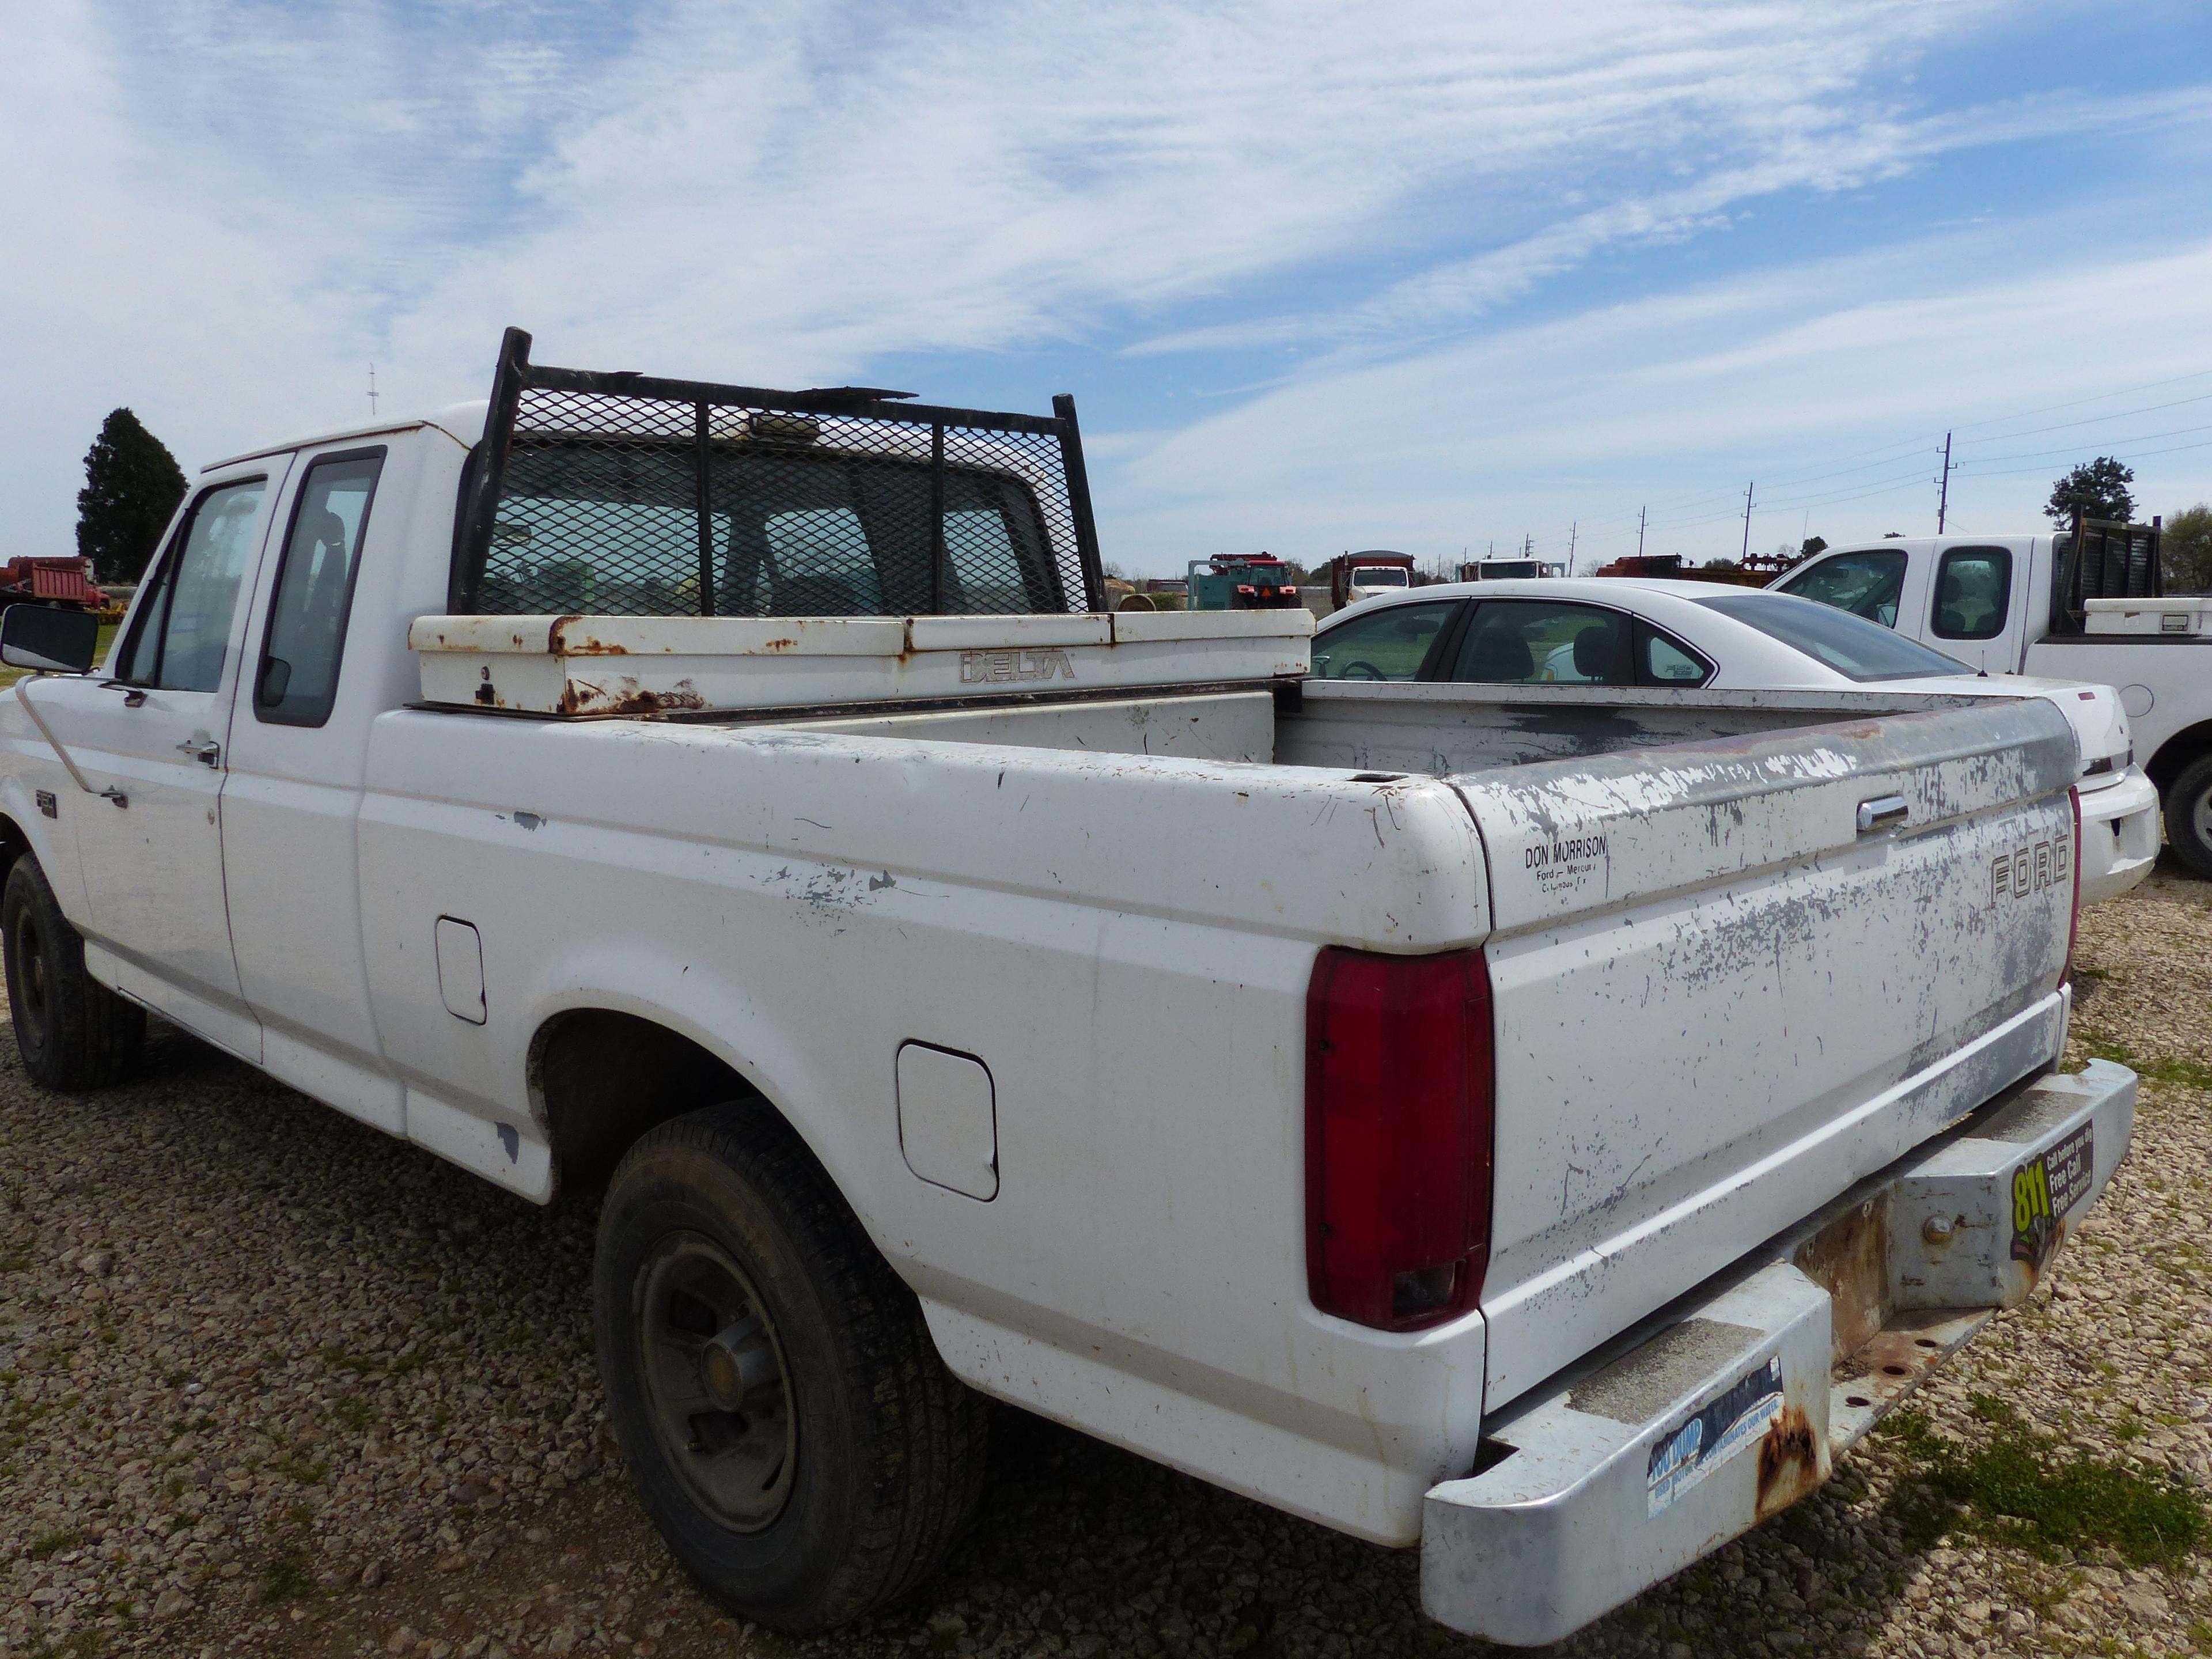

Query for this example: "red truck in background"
[0,557,108,612]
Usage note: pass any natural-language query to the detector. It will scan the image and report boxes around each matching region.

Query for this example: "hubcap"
[2194,782,2212,849]
[12,910,46,1045]
[636,1234,796,1531]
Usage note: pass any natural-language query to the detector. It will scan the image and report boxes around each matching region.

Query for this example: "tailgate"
[1452,698,2079,1410]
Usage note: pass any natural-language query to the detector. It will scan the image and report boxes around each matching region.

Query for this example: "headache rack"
[450,327,1107,619]
[2048,511,2162,636]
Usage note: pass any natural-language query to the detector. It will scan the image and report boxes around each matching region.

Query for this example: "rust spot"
[763,637,797,652]
[1790,1194,1891,1365]
[1755,1404,1821,1520]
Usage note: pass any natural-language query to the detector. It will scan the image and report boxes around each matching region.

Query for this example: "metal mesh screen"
[454,331,1103,618]
[2049,516,2163,634]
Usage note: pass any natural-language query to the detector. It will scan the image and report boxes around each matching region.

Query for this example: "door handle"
[176,737,221,768]
[1857,795,1910,835]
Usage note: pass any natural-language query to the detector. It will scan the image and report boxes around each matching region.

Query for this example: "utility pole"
[1567,521,1577,574]
[1637,505,1647,559]
[1936,431,1955,533]
[1740,480,1755,562]
[367,363,379,419]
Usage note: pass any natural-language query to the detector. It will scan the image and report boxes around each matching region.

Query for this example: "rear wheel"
[1,855,143,1089]
[594,1101,988,1634]
[2164,753,2212,881]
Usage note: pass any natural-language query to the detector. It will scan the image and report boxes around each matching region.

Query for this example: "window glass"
[1695,592,1971,681]
[1310,600,1458,680]
[1448,601,1626,685]
[1635,620,1711,686]
[1931,546,2011,641]
[1779,549,1908,627]
[115,478,267,691]
[483,440,1063,617]
[256,450,382,726]
[1350,566,1408,588]
[764,507,882,613]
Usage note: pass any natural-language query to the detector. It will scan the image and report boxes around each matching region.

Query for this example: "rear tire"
[1,855,143,1090]
[594,1100,988,1634]
[2164,753,2212,881]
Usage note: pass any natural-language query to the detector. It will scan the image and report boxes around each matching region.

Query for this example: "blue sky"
[4,1,2209,576]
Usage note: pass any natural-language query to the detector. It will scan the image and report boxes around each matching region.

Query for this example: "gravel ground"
[2,864,2209,1659]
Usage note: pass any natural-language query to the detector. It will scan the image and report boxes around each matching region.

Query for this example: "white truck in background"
[0,331,2135,1645]
[1778,528,2210,879]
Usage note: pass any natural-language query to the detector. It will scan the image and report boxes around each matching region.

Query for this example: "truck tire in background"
[2164,753,2212,881]
[1,855,144,1090]
[594,1100,988,1634]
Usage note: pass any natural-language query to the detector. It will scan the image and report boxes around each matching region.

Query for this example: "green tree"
[2044,456,2136,528]
[75,408,185,583]
[2164,503,2212,592]
[1800,535,1827,559]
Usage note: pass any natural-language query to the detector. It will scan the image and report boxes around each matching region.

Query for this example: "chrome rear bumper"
[1421,1059,2135,1647]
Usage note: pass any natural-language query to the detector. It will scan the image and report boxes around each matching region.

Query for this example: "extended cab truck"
[1777,530,2203,881]
[0,333,2135,1645]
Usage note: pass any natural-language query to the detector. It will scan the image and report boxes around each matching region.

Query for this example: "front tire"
[2165,753,2212,881]
[2,855,143,1089]
[594,1101,988,1634]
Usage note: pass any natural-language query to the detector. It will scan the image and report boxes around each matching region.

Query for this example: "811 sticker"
[2011,1122,2094,1270]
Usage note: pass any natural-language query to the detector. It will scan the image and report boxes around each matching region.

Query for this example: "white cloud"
[0,0,2202,571]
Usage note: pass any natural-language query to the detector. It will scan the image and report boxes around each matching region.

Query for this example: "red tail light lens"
[1305,946,1494,1331]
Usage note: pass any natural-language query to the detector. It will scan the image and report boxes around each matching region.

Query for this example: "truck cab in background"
[1778,524,2206,883]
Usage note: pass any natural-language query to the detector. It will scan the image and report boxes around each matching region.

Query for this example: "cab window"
[1448,600,1627,685]
[1310,600,1458,680]
[1779,549,1907,627]
[256,449,384,726]
[1931,546,2011,641]
[114,478,268,691]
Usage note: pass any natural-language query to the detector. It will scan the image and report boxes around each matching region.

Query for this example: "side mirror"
[0,605,99,675]
[258,656,293,706]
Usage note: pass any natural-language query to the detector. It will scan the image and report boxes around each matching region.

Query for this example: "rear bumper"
[1420,1059,2135,1647]
[2077,766,2160,905]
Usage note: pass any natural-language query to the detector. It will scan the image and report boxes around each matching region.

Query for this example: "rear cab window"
[255,448,385,726]
[1931,546,2012,641]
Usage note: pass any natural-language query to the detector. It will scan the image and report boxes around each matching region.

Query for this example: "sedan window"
[1310,599,1459,680]
[1695,592,1970,681]
[1448,601,1627,685]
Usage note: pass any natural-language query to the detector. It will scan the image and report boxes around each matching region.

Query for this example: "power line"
[1954,390,2212,448]
[1957,435,2212,480]
[1955,420,2212,469]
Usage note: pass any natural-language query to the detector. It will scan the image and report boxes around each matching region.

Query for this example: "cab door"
[46,464,287,1059]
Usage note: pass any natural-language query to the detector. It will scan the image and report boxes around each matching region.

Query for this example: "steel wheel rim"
[636,1232,797,1532]
[2194,783,2212,847]
[12,908,46,1048]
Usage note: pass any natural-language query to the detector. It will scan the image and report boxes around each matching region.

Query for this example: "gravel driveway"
[3,868,2209,1659]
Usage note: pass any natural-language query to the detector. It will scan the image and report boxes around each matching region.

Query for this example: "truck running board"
[1421,1058,2135,1647]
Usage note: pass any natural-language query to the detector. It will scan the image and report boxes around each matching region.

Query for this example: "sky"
[3,1,2210,577]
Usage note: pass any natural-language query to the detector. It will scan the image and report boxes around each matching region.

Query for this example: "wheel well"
[2146,721,2212,793]
[531,1009,759,1197]
[0,815,28,884]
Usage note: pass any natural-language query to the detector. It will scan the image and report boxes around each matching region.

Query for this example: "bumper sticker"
[1647,1354,1785,1516]
[2012,1121,2094,1270]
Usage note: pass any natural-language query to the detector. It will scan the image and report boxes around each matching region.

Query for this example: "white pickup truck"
[1777,531,2209,879]
[0,332,2134,1645]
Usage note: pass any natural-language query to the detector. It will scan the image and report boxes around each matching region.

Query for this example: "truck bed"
[370,645,2079,1544]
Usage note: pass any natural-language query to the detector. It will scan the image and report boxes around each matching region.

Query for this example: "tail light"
[2064,785,2082,984]
[1305,946,1494,1331]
